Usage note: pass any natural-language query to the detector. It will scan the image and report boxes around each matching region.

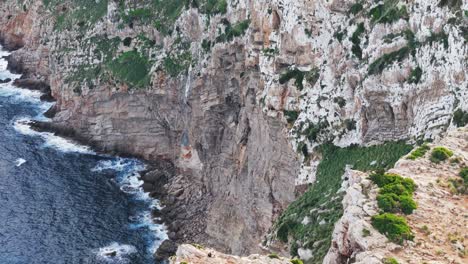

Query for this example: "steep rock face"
[0,0,467,259]
[0,0,299,255]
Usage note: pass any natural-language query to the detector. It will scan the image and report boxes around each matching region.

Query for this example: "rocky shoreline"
[1,45,184,262]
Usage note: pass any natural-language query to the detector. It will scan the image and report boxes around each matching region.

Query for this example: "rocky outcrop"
[323,169,398,264]
[325,127,468,264]
[169,244,292,264]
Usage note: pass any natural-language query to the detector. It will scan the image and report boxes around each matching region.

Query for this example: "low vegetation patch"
[383,257,400,264]
[290,259,304,264]
[371,213,414,244]
[279,68,319,91]
[198,0,228,15]
[407,143,430,160]
[370,171,417,241]
[107,50,150,88]
[284,110,299,125]
[273,142,412,263]
[216,19,250,42]
[369,0,409,24]
[163,51,193,77]
[348,2,364,15]
[47,0,109,31]
[350,23,365,59]
[449,167,468,194]
[453,109,468,127]
[430,146,453,163]
[408,66,422,84]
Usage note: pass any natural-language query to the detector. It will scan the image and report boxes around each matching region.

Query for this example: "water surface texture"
[0,47,166,264]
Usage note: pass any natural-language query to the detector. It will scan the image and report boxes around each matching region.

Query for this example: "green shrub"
[453,109,468,127]
[383,257,400,264]
[377,193,400,212]
[369,0,409,24]
[426,31,449,49]
[438,0,463,11]
[284,110,299,124]
[350,23,365,59]
[279,69,306,90]
[279,68,319,91]
[459,167,468,182]
[399,195,417,214]
[152,0,190,35]
[368,47,410,75]
[369,172,416,193]
[407,143,430,160]
[362,228,371,237]
[163,51,192,77]
[372,172,417,214]
[107,50,150,88]
[290,259,304,264]
[199,0,228,15]
[268,253,280,259]
[349,2,363,15]
[122,8,153,24]
[371,213,414,244]
[216,19,250,42]
[380,183,412,196]
[430,147,453,163]
[408,66,422,84]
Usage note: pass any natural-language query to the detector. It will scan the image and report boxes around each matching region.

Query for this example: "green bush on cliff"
[369,172,416,192]
[279,68,319,91]
[163,51,193,77]
[47,0,109,30]
[430,147,453,163]
[152,0,190,35]
[383,257,400,264]
[453,109,468,127]
[459,167,468,182]
[369,0,409,24]
[198,0,228,15]
[407,143,430,160]
[216,20,250,43]
[371,213,414,244]
[408,66,423,84]
[273,142,412,263]
[108,50,150,88]
[290,259,304,264]
[284,110,299,125]
[350,22,365,60]
[371,171,417,214]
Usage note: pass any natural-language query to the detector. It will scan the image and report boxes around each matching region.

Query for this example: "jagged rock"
[0,78,11,83]
[169,244,291,264]
[154,240,178,261]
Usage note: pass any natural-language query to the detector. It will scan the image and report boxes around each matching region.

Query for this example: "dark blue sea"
[0,47,166,264]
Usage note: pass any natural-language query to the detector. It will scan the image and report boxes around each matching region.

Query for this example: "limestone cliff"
[0,0,467,263]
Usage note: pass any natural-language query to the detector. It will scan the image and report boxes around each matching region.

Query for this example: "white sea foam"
[13,118,95,154]
[93,158,168,253]
[15,158,26,167]
[95,242,137,263]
